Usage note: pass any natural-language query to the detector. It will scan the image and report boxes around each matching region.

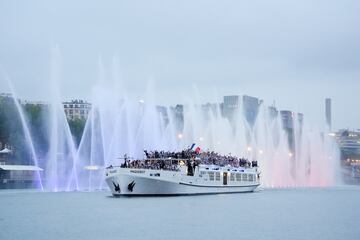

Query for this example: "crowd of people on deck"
[120,158,180,171]
[144,150,198,160]
[200,151,257,168]
[113,149,258,171]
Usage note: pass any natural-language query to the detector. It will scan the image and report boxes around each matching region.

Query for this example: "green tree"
[23,103,48,157]
[0,96,27,164]
[68,118,86,146]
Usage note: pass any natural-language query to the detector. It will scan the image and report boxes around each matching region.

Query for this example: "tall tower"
[223,95,240,121]
[242,95,260,128]
[325,98,332,130]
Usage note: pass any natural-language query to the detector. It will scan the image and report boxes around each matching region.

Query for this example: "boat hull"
[106,169,260,196]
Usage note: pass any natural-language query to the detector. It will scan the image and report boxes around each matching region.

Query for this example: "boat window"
[236,173,241,181]
[242,173,248,181]
[215,172,220,181]
[249,174,254,182]
[230,173,235,181]
[208,172,214,181]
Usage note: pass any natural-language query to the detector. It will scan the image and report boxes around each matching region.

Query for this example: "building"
[63,100,91,120]
[280,110,295,150]
[279,111,305,147]
[242,95,261,128]
[268,105,278,121]
[222,95,240,121]
[334,129,360,182]
[0,93,12,98]
[335,129,360,165]
[0,147,12,165]
[21,100,47,106]
[0,93,14,105]
[297,113,304,136]
[201,103,220,117]
[170,104,184,133]
[156,105,169,125]
[0,148,42,189]
[325,98,332,130]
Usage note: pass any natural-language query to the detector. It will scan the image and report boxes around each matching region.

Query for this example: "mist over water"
[4,51,340,191]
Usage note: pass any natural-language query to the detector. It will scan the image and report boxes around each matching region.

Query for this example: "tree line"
[0,96,86,165]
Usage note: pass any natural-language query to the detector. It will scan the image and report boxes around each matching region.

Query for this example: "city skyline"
[0,89,352,132]
[1,0,359,130]
[1,2,359,240]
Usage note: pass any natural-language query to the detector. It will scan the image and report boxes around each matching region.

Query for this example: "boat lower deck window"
[242,174,248,181]
[230,173,235,181]
[208,172,214,181]
[236,173,241,181]
[215,172,220,181]
[249,174,254,182]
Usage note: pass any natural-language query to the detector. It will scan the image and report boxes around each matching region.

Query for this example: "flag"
[190,143,196,150]
[195,147,201,153]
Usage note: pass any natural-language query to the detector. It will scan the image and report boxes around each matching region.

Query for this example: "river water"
[0,186,359,240]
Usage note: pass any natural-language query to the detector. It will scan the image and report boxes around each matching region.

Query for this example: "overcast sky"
[0,0,359,130]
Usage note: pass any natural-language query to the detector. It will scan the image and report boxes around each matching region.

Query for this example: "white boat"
[105,157,260,196]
